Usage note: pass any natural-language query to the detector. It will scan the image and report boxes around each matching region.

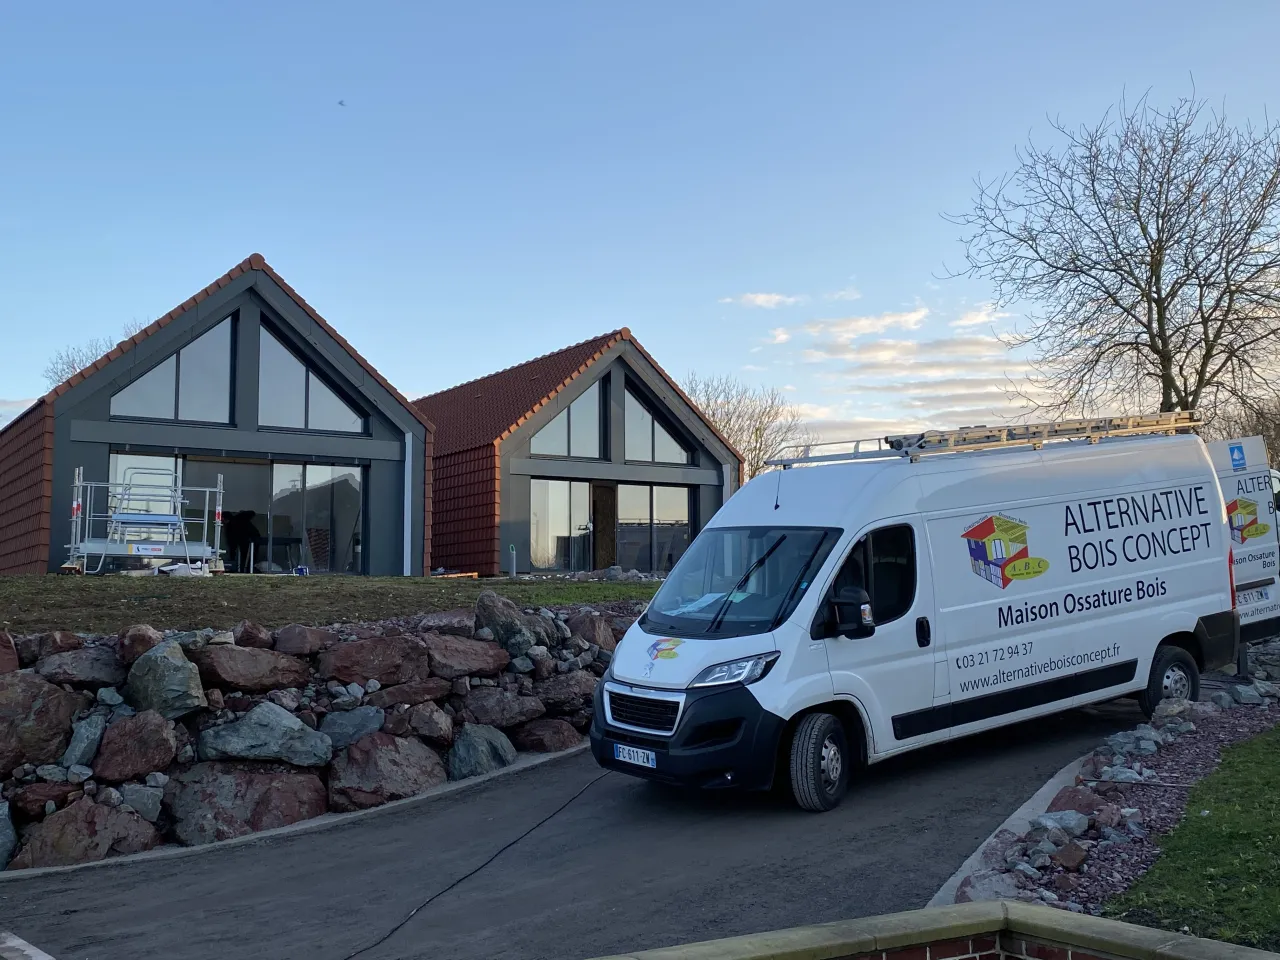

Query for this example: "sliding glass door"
[616,484,692,574]
[530,479,591,571]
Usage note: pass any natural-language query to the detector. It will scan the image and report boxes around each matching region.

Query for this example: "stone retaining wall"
[0,590,638,871]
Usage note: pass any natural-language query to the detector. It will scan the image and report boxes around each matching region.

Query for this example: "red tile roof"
[23,253,433,433]
[414,328,741,463]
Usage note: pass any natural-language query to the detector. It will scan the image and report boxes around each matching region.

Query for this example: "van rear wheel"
[1138,645,1199,718]
[789,712,849,812]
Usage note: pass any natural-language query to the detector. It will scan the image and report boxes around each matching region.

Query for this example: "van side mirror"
[831,586,875,639]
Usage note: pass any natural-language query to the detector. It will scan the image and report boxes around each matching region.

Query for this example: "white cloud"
[800,307,929,349]
[719,292,805,309]
[766,327,791,345]
[951,303,1012,329]
[0,398,36,427]
[742,364,767,372]
[825,286,862,302]
[802,332,996,364]
[782,384,797,392]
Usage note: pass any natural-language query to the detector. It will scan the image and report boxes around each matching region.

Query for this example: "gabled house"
[415,329,742,576]
[0,255,433,576]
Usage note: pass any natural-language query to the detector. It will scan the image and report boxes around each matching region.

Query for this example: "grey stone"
[1230,684,1264,705]
[1151,698,1191,719]
[1031,810,1089,836]
[98,786,123,807]
[1103,766,1144,783]
[198,703,333,767]
[320,706,386,749]
[1136,739,1159,755]
[124,640,207,720]
[364,679,381,693]
[473,627,495,642]
[446,724,517,780]
[208,631,235,646]
[44,800,57,816]
[596,648,613,665]
[0,801,15,868]
[330,695,361,711]
[1252,679,1279,697]
[1101,826,1132,844]
[954,869,1020,903]
[1128,821,1149,839]
[344,682,365,699]
[1030,853,1052,869]
[1031,839,1058,857]
[61,712,108,768]
[119,784,163,822]
[67,764,93,784]
[96,687,124,707]
[510,656,534,674]
[111,705,136,722]
[326,681,349,698]
[1210,691,1237,710]
[554,620,573,641]
[36,764,67,783]
[1013,861,1041,880]
[145,771,169,788]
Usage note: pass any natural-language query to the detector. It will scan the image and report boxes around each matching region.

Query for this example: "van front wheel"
[789,712,849,812]
[1138,645,1200,718]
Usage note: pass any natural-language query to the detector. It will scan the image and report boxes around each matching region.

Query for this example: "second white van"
[590,414,1239,811]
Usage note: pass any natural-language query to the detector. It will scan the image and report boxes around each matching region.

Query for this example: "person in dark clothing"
[223,510,259,573]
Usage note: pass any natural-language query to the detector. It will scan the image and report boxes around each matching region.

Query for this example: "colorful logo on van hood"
[642,638,684,679]
[962,513,1050,589]
[1228,497,1271,544]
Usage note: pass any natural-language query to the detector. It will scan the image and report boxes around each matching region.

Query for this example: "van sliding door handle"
[915,617,931,648]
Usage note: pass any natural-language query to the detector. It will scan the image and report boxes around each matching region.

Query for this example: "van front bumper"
[589,680,786,791]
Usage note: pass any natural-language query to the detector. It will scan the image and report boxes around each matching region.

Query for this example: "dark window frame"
[818,523,918,634]
[257,323,369,436]
[528,377,606,460]
[623,383,692,465]
[616,482,695,573]
[109,313,237,427]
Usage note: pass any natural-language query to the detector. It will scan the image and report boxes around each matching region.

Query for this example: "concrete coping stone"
[587,902,1279,960]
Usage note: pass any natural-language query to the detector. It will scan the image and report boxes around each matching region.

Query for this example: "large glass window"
[304,465,363,574]
[616,484,652,571]
[653,486,692,574]
[530,381,601,458]
[183,459,271,572]
[625,387,690,464]
[177,319,233,423]
[530,479,591,570]
[258,326,365,433]
[111,356,176,419]
[258,329,306,428]
[269,464,305,572]
[110,317,233,423]
[107,454,179,540]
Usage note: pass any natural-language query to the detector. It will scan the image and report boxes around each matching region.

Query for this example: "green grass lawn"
[1105,726,1280,950]
[0,574,658,635]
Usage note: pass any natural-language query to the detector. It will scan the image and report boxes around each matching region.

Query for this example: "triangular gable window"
[624,386,691,464]
[110,317,233,423]
[258,326,365,434]
[529,381,602,458]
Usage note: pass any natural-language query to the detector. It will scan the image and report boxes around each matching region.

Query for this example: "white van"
[590,414,1239,811]
[1205,436,1280,646]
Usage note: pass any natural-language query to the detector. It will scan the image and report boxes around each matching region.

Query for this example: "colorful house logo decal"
[1227,498,1271,544]
[961,513,1049,589]
[643,638,684,678]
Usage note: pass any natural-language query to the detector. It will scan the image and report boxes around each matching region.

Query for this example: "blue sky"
[3,2,1278,437]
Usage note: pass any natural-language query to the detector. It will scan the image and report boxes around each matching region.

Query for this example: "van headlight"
[689,652,780,688]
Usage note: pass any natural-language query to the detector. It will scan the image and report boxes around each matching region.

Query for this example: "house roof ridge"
[14,254,432,434]
[415,328,628,401]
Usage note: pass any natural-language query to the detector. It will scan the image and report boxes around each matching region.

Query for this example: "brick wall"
[840,935,1000,960]
[430,443,500,576]
[0,401,54,575]
[838,932,1120,960]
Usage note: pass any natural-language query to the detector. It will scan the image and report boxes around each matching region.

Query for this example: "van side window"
[869,525,916,623]
[825,524,916,629]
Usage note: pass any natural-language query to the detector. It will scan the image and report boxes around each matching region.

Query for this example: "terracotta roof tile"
[414,328,741,465]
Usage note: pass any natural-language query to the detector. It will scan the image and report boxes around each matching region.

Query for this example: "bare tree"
[950,93,1280,420]
[1203,400,1280,456]
[43,319,151,388]
[682,373,815,479]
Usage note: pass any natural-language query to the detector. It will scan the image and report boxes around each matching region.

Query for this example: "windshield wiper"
[704,534,787,634]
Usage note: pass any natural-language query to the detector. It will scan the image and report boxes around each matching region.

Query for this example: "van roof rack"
[768,411,1202,468]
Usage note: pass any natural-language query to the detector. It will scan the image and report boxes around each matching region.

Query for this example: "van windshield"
[640,526,841,639]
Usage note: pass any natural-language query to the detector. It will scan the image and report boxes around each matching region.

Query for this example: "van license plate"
[613,744,656,768]
[1240,586,1272,605]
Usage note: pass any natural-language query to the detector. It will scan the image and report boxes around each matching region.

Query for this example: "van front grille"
[608,690,680,733]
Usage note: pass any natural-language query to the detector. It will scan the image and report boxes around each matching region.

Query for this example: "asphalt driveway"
[0,702,1140,960]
